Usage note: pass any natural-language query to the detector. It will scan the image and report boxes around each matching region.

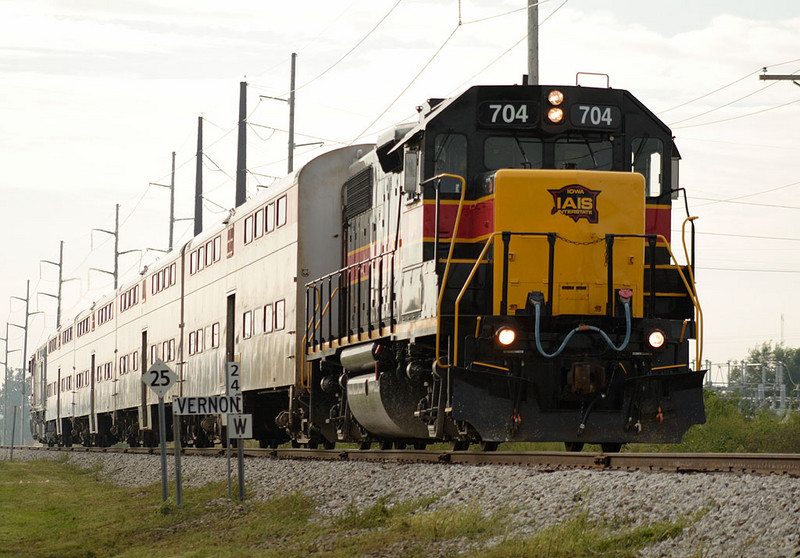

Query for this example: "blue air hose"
[533,299,631,358]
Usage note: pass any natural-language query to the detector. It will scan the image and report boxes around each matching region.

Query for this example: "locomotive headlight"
[547,107,564,123]
[547,89,564,105]
[648,330,666,349]
[496,327,517,346]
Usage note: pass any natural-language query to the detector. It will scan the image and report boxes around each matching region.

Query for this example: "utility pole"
[151,152,192,249]
[90,204,121,289]
[150,153,177,251]
[527,0,539,85]
[10,280,41,445]
[288,52,297,173]
[1,324,21,446]
[258,54,317,176]
[195,116,204,236]
[759,71,800,86]
[90,204,141,289]
[235,81,247,208]
[40,240,68,329]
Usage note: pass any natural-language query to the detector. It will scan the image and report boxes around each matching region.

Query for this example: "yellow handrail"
[656,228,703,370]
[451,232,504,367]
[300,286,340,389]
[680,216,704,368]
[434,174,467,368]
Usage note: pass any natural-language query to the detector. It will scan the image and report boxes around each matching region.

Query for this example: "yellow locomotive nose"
[491,168,645,318]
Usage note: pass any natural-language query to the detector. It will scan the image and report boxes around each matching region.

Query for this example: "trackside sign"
[173,395,242,415]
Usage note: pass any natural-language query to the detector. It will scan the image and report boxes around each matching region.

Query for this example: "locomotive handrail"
[451,231,552,367]
[303,249,398,356]
[608,229,704,369]
[681,216,701,363]
[427,173,467,369]
[448,230,703,368]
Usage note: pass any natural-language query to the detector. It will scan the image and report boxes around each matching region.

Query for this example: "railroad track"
[9,445,800,477]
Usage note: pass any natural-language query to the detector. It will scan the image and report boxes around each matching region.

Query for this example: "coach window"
[243,311,252,339]
[189,332,196,355]
[195,328,204,353]
[266,203,275,233]
[554,137,613,170]
[213,236,221,262]
[275,299,285,331]
[244,215,254,244]
[263,303,274,334]
[255,209,264,239]
[206,240,214,267]
[484,136,543,170]
[433,133,467,193]
[277,196,287,228]
[631,137,664,197]
[212,323,220,348]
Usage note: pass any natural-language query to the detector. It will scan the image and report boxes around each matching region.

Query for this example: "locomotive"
[30,80,705,452]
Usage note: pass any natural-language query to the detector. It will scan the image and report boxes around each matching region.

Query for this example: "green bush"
[638,390,800,453]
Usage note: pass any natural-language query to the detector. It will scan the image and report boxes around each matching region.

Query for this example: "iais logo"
[548,184,600,223]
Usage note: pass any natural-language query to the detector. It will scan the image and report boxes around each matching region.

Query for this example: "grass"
[468,508,705,558]
[0,457,699,557]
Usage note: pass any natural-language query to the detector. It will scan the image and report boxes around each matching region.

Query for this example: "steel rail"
[8,446,800,477]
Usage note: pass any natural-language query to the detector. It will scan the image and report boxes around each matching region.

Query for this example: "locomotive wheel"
[449,440,470,451]
[323,440,336,449]
[413,441,427,450]
[358,441,372,450]
[379,440,393,450]
[601,442,623,453]
[564,441,584,452]
[479,441,499,452]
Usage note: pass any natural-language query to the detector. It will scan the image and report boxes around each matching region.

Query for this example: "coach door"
[138,330,151,429]
[56,368,62,437]
[90,353,97,434]
[226,294,236,363]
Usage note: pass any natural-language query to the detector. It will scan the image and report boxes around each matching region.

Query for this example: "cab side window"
[631,137,664,197]
[433,133,467,194]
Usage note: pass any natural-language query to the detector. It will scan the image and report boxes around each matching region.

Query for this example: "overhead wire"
[658,58,800,115]
[293,0,403,94]
[444,0,570,98]
[672,96,800,130]
[349,22,461,144]
[691,179,800,207]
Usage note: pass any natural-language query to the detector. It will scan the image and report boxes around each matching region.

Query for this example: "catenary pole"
[527,0,538,85]
[288,53,297,173]
[235,81,247,208]
[195,116,203,236]
[10,281,30,445]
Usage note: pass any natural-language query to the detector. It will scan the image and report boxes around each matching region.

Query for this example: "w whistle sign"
[228,414,252,439]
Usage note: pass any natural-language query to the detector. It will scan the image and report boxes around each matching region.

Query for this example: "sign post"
[172,405,183,508]
[142,359,178,502]
[226,361,248,500]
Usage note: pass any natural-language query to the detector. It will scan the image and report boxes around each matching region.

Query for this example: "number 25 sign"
[142,359,179,397]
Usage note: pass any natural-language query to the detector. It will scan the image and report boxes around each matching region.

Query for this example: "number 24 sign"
[142,359,179,397]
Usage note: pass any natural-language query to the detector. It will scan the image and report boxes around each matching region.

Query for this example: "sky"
[1,0,798,385]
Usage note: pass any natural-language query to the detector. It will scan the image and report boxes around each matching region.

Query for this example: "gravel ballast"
[6,448,800,557]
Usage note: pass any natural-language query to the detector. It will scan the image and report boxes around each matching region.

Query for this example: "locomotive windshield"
[484,136,543,170]
[554,137,613,170]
